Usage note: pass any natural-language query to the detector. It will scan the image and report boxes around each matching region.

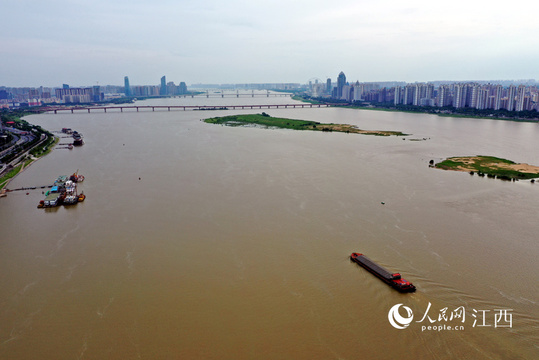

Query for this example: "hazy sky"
[2,0,538,87]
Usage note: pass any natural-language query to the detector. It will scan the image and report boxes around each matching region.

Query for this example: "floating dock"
[38,172,85,208]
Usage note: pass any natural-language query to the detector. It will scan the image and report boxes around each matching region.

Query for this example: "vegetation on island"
[434,156,539,181]
[204,113,408,136]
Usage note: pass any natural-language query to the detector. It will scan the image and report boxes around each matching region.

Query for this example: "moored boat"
[72,131,84,146]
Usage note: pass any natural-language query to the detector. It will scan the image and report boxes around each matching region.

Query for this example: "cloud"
[1,0,538,86]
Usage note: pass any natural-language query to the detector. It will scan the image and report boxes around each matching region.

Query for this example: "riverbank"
[293,96,539,123]
[434,156,539,180]
[0,111,58,191]
[204,113,408,136]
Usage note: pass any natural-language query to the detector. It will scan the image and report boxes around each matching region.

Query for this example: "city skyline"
[2,0,538,87]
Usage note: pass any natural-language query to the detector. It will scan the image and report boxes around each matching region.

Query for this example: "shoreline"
[292,96,539,124]
[434,156,539,181]
[204,113,409,136]
[0,112,58,192]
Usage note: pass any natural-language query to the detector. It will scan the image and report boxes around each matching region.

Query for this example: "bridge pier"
[104,108,107,113]
[136,107,139,112]
[88,109,90,113]
[120,108,123,112]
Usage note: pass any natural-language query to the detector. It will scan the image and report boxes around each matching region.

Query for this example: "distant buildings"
[0,74,196,108]
[55,86,103,103]
[315,72,539,113]
[1,73,538,112]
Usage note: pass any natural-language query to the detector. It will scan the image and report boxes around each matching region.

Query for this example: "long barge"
[350,253,416,293]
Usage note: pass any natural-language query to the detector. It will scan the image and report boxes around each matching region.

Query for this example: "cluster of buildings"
[0,84,114,108]
[314,72,539,112]
[124,76,188,97]
[0,76,189,109]
[3,72,539,113]
[395,83,539,111]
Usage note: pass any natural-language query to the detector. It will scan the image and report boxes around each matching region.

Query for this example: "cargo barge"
[350,253,416,293]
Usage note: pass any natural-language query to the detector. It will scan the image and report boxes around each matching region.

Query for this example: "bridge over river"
[44,103,331,114]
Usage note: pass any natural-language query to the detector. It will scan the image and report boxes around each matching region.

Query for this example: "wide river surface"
[1,93,538,359]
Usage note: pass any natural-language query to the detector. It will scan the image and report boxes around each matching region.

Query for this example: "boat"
[63,195,78,204]
[350,253,416,293]
[72,131,84,146]
[69,172,84,183]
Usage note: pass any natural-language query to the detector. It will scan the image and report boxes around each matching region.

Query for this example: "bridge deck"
[44,103,331,114]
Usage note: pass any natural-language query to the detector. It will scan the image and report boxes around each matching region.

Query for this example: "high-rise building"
[403,84,414,105]
[394,86,402,105]
[468,84,479,108]
[453,84,468,108]
[437,85,452,107]
[124,76,131,97]
[341,84,352,101]
[515,85,526,111]
[413,84,421,106]
[178,82,187,95]
[55,87,93,103]
[476,88,489,110]
[506,85,516,111]
[160,76,167,95]
[352,81,361,101]
[494,85,503,110]
[326,78,332,95]
[92,86,102,102]
[337,72,346,99]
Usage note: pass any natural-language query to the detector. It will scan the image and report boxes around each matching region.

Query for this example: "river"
[1,93,538,359]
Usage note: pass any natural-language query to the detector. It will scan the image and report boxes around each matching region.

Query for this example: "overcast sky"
[2,0,538,87]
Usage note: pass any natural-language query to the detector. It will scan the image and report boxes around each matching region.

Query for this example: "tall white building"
[515,85,526,111]
[494,85,503,110]
[453,84,468,108]
[437,85,452,107]
[394,86,403,105]
[403,85,414,105]
[506,85,516,111]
